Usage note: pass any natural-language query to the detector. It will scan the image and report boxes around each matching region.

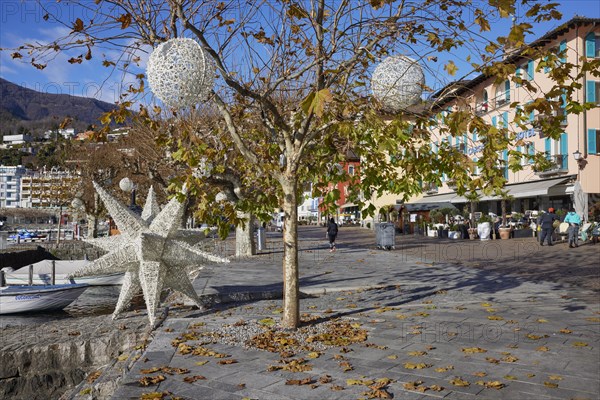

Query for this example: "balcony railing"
[424,183,439,195]
[494,94,509,108]
[475,101,489,116]
[534,154,568,177]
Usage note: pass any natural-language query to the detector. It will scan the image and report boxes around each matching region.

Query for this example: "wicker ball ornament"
[146,38,215,108]
[371,55,425,112]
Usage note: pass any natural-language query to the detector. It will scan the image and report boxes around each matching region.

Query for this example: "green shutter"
[503,112,509,129]
[586,33,596,58]
[529,110,535,122]
[503,150,508,178]
[545,138,551,158]
[587,80,596,103]
[560,133,568,169]
[463,134,468,153]
[588,129,597,154]
[559,40,567,63]
[505,80,510,101]
[492,115,497,127]
[527,60,534,80]
[528,143,535,164]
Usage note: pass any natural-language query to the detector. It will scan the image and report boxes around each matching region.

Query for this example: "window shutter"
[492,115,497,127]
[559,40,567,63]
[463,134,468,153]
[503,150,508,179]
[588,129,597,154]
[560,133,568,169]
[527,60,534,80]
[473,129,478,142]
[545,138,551,158]
[586,33,596,58]
[529,110,535,122]
[502,112,509,129]
[561,92,567,109]
[505,80,510,101]
[587,80,596,103]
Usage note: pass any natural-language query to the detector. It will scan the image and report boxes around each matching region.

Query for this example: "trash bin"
[375,223,395,250]
[256,227,266,251]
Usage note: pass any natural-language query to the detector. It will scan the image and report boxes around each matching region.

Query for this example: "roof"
[432,16,600,106]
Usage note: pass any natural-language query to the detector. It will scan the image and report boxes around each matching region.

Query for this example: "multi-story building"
[19,166,80,209]
[0,165,29,208]
[405,17,600,219]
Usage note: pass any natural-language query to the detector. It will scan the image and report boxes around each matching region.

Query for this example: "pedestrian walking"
[564,208,582,248]
[327,217,338,252]
[538,207,559,246]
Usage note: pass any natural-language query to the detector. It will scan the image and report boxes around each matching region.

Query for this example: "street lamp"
[573,150,584,168]
[119,177,142,214]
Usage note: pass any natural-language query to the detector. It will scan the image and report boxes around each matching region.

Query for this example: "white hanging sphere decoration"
[119,177,134,192]
[146,38,216,108]
[371,55,425,112]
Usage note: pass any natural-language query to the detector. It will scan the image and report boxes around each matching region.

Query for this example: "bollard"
[51,260,56,286]
[29,264,34,285]
[0,270,5,287]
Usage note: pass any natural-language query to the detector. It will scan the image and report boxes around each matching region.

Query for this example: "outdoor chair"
[556,222,569,242]
[579,222,593,242]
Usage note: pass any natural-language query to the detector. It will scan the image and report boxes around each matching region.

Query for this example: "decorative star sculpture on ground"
[71,182,229,326]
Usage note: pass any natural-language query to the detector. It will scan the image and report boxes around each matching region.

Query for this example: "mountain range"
[0,78,118,134]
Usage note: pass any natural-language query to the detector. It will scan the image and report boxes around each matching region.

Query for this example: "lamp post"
[119,177,142,214]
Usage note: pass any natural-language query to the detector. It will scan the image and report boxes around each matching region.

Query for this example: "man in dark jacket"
[327,217,339,252]
[538,207,559,246]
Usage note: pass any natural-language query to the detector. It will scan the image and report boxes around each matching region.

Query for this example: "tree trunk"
[470,201,476,227]
[87,213,98,238]
[235,212,256,257]
[281,179,299,329]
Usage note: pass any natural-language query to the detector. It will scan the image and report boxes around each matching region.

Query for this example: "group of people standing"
[538,207,582,248]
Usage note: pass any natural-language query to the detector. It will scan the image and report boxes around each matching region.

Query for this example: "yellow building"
[403,17,600,219]
[20,167,80,209]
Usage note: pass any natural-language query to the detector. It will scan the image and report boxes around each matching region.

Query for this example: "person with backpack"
[564,208,582,248]
[327,217,339,252]
[538,207,559,246]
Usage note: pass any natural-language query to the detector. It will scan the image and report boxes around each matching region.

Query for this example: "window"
[527,60,534,81]
[348,165,354,175]
[587,81,600,104]
[588,129,599,154]
[586,33,600,58]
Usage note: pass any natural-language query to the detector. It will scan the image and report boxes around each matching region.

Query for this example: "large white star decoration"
[71,182,229,326]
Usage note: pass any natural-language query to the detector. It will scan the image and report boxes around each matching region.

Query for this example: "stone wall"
[0,314,148,400]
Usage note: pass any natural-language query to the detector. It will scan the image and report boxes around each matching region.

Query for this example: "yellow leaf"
[395,314,407,320]
[195,361,209,366]
[481,302,492,307]
[117,353,129,361]
[548,375,563,381]
[585,317,600,322]
[536,346,550,352]
[572,342,589,347]
[473,372,487,377]
[537,318,548,323]
[407,351,427,357]
[387,355,398,359]
[526,373,536,378]
[450,377,470,387]
[307,352,321,359]
[462,347,487,354]
[435,365,454,372]
[404,362,430,370]
[501,355,519,363]
[504,375,517,380]
[544,381,559,388]
[487,315,504,321]
[559,328,572,334]
[346,379,374,386]
[258,318,276,327]
[429,384,444,391]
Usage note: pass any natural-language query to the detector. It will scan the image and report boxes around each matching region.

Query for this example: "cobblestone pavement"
[104,227,599,399]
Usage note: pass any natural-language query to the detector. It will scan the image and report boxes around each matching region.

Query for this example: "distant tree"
[0,148,26,166]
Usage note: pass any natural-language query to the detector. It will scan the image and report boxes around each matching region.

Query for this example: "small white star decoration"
[71,182,229,326]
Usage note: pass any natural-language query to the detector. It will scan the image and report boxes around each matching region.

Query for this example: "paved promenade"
[105,227,599,399]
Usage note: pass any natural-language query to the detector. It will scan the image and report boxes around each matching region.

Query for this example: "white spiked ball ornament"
[146,38,215,108]
[371,55,425,112]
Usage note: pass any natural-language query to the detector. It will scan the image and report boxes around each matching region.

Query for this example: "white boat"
[0,284,89,315]
[1,260,124,286]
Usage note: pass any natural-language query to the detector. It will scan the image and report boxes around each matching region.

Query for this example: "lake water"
[0,286,121,328]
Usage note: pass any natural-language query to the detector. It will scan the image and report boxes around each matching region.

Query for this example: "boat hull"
[0,284,89,315]
[1,260,124,286]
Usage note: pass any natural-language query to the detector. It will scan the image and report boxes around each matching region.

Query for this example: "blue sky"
[0,1,598,105]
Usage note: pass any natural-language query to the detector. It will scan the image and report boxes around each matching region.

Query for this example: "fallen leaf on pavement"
[286,377,314,385]
[462,347,487,354]
[450,377,470,387]
[183,375,206,383]
[544,381,559,388]
[138,375,165,386]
